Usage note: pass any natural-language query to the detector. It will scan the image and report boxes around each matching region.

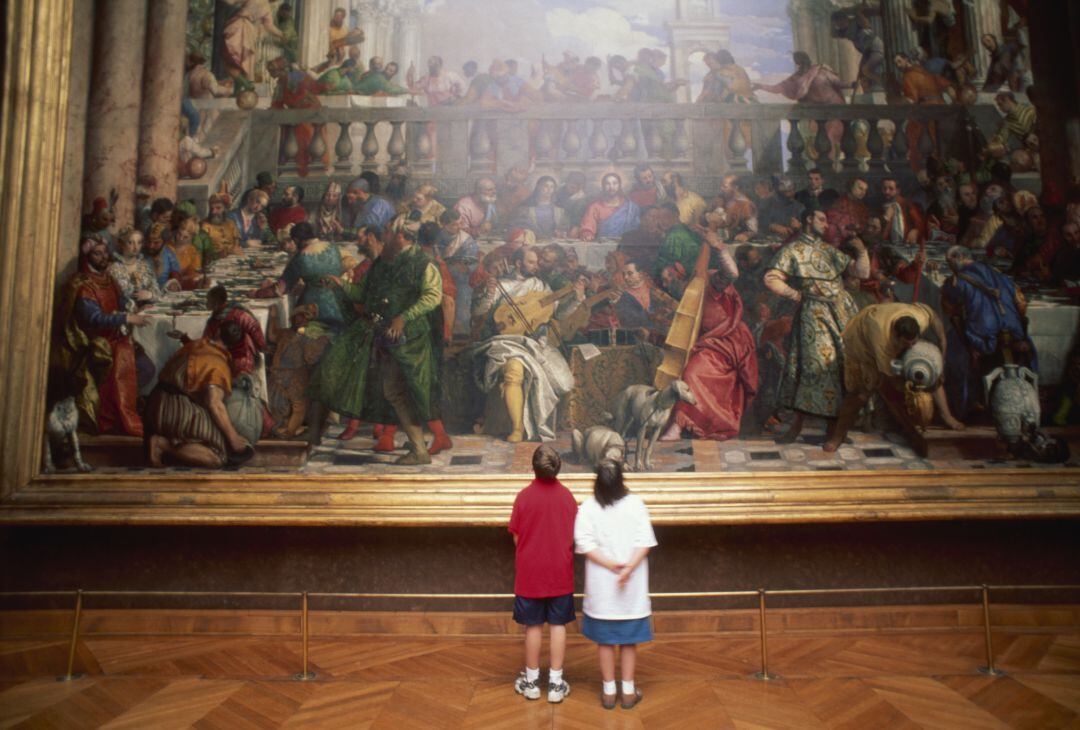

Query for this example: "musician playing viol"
[470,247,585,442]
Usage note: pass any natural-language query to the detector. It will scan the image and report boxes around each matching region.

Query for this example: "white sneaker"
[514,672,540,700]
[548,679,571,703]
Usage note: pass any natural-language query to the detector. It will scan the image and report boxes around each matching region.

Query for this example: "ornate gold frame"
[1,0,1078,526]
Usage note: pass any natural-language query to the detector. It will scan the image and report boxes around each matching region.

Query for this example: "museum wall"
[2,520,1078,610]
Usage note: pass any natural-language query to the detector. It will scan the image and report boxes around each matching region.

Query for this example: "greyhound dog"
[571,426,625,468]
[610,380,696,471]
[43,396,92,473]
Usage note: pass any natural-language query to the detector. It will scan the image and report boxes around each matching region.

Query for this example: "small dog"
[571,426,625,468]
[610,380,696,471]
[44,396,92,473]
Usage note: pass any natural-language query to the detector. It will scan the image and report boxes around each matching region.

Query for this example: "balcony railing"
[249,101,979,197]
[5,582,1078,683]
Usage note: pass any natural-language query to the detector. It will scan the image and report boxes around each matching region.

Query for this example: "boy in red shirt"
[508,444,578,703]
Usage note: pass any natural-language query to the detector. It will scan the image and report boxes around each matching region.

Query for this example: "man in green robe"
[351,61,410,96]
[652,203,720,297]
[308,227,442,464]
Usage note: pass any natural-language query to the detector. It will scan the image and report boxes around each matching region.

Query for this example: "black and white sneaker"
[514,672,540,700]
[548,679,571,703]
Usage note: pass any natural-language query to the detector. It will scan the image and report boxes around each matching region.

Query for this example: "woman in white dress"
[574,459,658,710]
[108,227,160,304]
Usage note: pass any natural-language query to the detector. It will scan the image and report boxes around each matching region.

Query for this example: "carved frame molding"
[1,0,1078,526]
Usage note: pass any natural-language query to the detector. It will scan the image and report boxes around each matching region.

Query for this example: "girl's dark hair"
[594,459,628,507]
[418,221,441,247]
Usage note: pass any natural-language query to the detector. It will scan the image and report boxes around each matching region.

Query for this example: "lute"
[493,283,577,336]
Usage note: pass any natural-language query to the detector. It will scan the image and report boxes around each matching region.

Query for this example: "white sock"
[622,680,635,696]
[602,680,617,695]
[525,666,540,682]
[549,668,563,685]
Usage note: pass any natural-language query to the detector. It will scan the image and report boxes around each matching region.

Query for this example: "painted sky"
[418,0,794,92]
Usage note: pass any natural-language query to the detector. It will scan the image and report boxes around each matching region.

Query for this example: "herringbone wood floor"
[1,625,1078,727]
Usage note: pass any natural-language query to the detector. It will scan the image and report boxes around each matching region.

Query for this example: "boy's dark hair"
[218,320,245,349]
[532,444,561,479]
[291,221,316,242]
[360,170,381,194]
[893,315,921,341]
[207,284,229,311]
[594,459,628,507]
[418,221,441,247]
[151,197,175,217]
[362,223,384,241]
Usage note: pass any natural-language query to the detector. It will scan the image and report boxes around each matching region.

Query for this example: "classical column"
[880,0,917,63]
[59,0,95,280]
[837,38,862,85]
[964,0,1002,84]
[301,0,335,70]
[394,6,423,83]
[83,0,148,228]
[138,0,188,203]
[788,0,819,61]
[374,13,395,63]
[356,0,379,66]
[813,5,839,71]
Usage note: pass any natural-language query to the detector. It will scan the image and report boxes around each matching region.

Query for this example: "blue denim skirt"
[581,614,654,645]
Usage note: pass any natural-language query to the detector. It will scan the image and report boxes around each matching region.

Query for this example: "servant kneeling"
[145,320,254,468]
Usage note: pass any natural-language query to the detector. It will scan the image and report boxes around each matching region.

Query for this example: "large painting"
[1,0,1078,523]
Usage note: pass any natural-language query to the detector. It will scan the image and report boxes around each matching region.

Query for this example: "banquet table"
[1026,298,1079,386]
[133,250,291,398]
[476,237,620,271]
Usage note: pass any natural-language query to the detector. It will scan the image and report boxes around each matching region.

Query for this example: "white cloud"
[545,7,666,59]
[417,0,793,88]
[593,0,668,27]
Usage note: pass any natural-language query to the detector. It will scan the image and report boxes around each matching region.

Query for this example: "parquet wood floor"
[0,627,1077,727]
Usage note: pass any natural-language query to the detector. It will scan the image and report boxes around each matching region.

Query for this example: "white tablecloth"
[1026,301,1079,386]
[476,237,620,272]
[132,251,292,399]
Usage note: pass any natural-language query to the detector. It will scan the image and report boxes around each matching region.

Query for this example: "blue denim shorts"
[513,594,576,626]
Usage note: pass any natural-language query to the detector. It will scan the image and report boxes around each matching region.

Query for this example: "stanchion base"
[293,671,317,682]
[978,666,1004,677]
[752,671,778,681]
[56,673,84,682]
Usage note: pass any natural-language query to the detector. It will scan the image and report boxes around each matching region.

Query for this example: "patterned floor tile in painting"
[75,419,1079,476]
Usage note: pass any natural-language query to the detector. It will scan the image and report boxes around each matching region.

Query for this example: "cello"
[653,232,713,389]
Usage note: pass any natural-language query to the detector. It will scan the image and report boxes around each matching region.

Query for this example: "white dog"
[571,426,625,468]
[610,380,696,471]
[43,396,92,473]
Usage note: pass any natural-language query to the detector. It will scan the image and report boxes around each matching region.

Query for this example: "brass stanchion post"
[294,592,315,681]
[978,584,1003,676]
[753,588,775,680]
[58,590,83,682]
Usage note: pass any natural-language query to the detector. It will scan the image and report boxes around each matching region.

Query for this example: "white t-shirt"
[574,494,658,620]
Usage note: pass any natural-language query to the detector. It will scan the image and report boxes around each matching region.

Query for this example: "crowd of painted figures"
[51,153,1080,470]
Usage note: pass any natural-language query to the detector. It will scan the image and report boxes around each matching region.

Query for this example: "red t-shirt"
[508,477,578,598]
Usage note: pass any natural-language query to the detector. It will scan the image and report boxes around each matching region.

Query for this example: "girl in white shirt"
[574,459,658,710]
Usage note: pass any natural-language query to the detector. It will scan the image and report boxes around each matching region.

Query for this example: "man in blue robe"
[345,177,396,232]
[579,173,641,241]
[941,246,1037,419]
